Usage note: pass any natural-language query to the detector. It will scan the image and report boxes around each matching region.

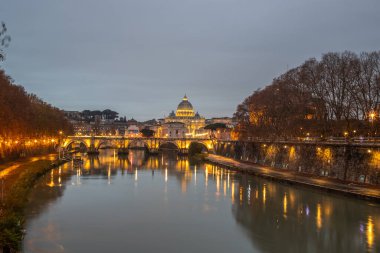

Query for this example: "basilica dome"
[164,95,206,138]
[177,95,193,110]
[175,95,195,117]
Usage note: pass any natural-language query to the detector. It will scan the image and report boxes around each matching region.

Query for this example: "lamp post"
[370,112,376,138]
[59,130,63,160]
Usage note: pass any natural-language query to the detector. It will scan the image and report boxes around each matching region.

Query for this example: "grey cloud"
[1,0,380,120]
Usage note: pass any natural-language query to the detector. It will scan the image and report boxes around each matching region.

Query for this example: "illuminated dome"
[177,95,193,110]
[176,95,195,117]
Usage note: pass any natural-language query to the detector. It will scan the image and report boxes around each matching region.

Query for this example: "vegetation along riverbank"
[0,159,66,252]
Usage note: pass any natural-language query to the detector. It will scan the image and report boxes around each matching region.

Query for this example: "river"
[22,149,380,253]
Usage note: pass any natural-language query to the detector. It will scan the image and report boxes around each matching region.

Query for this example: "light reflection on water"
[23,150,380,253]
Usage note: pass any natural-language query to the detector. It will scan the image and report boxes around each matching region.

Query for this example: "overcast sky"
[1,0,380,120]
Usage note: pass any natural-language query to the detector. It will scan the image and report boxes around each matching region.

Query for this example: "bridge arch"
[188,141,209,154]
[159,141,180,151]
[63,140,89,151]
[128,139,150,150]
[96,139,118,150]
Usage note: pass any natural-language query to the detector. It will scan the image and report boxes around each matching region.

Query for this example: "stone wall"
[215,142,380,185]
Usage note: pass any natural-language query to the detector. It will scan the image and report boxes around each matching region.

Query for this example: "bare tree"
[234,51,380,139]
[0,22,11,62]
[354,52,380,120]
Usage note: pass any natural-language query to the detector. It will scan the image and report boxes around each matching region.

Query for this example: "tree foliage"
[204,123,227,131]
[79,109,118,121]
[234,51,380,139]
[0,70,73,138]
[141,128,155,138]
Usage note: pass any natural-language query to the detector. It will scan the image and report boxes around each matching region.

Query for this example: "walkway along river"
[22,150,380,253]
[206,154,380,202]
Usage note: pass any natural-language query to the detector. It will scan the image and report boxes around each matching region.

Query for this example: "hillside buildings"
[64,96,234,139]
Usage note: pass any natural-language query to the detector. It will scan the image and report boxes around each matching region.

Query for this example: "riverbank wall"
[214,141,380,185]
[205,154,380,202]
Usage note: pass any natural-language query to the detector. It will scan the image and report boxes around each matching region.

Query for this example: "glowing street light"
[370,112,376,121]
[369,111,376,137]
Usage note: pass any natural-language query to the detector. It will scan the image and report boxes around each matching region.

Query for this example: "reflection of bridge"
[62,136,214,154]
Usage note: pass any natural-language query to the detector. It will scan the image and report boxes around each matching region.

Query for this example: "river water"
[22,150,380,253]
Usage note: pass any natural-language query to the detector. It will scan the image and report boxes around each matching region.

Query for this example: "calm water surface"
[23,150,380,253]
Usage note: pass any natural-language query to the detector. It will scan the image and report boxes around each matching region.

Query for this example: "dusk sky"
[1,0,380,120]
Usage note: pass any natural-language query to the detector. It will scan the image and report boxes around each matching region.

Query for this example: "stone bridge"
[61,136,215,154]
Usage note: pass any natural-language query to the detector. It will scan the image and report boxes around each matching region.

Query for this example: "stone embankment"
[206,154,380,202]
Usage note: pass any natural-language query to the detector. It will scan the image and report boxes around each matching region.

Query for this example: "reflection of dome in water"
[176,95,195,117]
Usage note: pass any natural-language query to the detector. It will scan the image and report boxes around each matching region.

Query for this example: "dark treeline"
[67,109,120,121]
[0,70,73,139]
[81,109,119,121]
[235,51,380,139]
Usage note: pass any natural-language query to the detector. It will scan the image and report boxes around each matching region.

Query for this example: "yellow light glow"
[266,145,277,159]
[316,204,322,229]
[239,187,243,204]
[289,146,296,162]
[231,181,235,203]
[367,216,374,249]
[263,184,266,205]
[317,147,332,164]
[369,150,380,168]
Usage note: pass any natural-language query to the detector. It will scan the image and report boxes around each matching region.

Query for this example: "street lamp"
[58,130,63,160]
[369,112,376,138]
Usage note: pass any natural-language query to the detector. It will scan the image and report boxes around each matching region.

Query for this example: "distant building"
[126,118,139,127]
[163,95,206,138]
[126,125,141,137]
[160,122,187,138]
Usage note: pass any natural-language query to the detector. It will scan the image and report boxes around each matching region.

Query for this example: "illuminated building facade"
[161,122,187,138]
[164,95,206,138]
